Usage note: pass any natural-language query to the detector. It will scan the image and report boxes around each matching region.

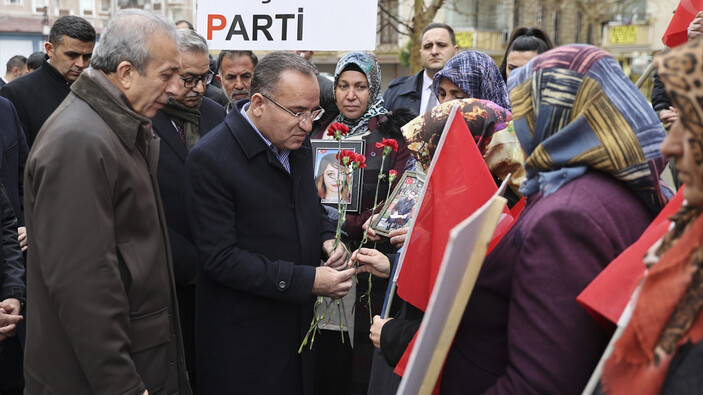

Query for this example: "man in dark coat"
[382,23,458,115]
[151,28,226,393]
[24,10,191,394]
[0,95,29,394]
[185,51,355,395]
[0,183,25,358]
[0,16,95,148]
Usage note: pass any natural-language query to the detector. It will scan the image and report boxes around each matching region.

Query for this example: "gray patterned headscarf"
[334,52,388,137]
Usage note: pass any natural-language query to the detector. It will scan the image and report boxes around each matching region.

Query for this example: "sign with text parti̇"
[197,0,379,51]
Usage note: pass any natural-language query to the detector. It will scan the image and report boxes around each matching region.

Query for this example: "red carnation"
[375,138,399,157]
[388,169,398,183]
[354,153,367,169]
[327,122,350,140]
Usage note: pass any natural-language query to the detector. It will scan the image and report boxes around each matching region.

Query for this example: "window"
[446,0,506,31]
[81,0,94,15]
[32,0,48,13]
[4,0,23,5]
[377,0,399,45]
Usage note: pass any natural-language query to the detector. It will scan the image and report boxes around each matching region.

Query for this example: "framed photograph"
[371,171,425,237]
[311,139,365,213]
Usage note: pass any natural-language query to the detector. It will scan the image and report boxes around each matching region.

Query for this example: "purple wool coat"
[441,171,656,394]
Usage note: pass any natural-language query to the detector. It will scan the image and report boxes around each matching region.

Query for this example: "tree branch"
[378,1,414,36]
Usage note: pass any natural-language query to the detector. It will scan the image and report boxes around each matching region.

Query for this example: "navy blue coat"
[382,70,424,115]
[185,100,335,395]
[152,97,225,285]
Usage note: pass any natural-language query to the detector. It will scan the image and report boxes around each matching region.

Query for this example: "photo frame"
[310,139,365,213]
[371,171,426,237]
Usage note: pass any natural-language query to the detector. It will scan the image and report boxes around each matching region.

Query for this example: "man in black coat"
[0,183,24,388]
[382,23,458,115]
[185,51,355,395]
[151,29,226,393]
[0,93,30,395]
[0,16,95,148]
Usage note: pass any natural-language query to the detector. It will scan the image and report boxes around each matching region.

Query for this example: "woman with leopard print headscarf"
[601,37,703,394]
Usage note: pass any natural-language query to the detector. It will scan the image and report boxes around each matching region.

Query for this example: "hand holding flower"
[323,239,348,270]
[351,247,391,278]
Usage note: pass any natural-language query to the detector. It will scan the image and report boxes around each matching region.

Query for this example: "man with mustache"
[216,50,257,112]
[150,28,225,392]
[0,16,95,148]
[24,10,191,394]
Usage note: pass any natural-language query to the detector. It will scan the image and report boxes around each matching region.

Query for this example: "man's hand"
[312,266,354,298]
[351,248,391,279]
[659,106,679,130]
[0,300,23,341]
[18,226,27,252]
[322,239,347,270]
[388,227,409,249]
[689,11,703,40]
[369,315,393,348]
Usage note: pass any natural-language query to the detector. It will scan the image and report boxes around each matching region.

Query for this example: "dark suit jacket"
[185,100,335,395]
[152,97,225,285]
[0,97,29,225]
[382,70,424,115]
[0,59,71,148]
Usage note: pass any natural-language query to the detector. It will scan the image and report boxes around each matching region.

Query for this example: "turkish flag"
[395,110,500,313]
[577,187,685,329]
[662,0,703,47]
[393,108,510,383]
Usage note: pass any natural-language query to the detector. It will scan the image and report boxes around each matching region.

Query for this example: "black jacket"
[0,58,71,148]
[652,71,672,114]
[382,70,424,115]
[0,183,24,305]
[185,100,335,395]
[0,97,28,225]
[152,96,226,285]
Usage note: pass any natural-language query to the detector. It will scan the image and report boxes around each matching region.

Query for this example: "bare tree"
[574,0,634,44]
[378,0,447,73]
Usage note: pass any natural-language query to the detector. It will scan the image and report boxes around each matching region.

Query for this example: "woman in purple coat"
[440,44,671,394]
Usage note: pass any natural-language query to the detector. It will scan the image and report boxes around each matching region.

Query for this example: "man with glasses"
[184,51,354,394]
[150,28,225,393]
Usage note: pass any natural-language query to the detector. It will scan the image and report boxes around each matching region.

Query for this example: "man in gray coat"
[23,10,191,395]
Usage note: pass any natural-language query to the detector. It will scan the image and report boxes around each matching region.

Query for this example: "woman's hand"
[370,315,393,348]
[362,214,385,243]
[350,247,391,278]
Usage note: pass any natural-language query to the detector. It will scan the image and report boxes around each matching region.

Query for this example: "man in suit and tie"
[382,23,458,115]
[185,51,355,394]
[150,28,226,393]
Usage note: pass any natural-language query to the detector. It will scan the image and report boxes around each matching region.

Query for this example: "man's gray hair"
[92,9,177,74]
[176,29,208,55]
[250,51,316,97]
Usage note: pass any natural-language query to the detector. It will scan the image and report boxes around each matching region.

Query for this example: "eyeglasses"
[179,72,214,88]
[261,93,325,124]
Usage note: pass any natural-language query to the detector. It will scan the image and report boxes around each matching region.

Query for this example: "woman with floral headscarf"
[440,44,669,394]
[309,52,414,394]
[600,37,703,395]
[311,52,414,239]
